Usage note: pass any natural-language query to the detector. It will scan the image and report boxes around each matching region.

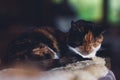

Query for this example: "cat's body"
[1,20,105,69]
[1,27,65,63]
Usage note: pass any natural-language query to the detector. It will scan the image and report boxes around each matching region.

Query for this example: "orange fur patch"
[32,44,54,58]
[93,35,103,47]
[80,31,103,55]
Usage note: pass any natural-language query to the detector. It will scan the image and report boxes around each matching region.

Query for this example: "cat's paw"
[32,44,54,59]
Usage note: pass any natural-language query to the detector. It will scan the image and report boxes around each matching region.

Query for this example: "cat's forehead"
[75,21,95,30]
[73,20,104,32]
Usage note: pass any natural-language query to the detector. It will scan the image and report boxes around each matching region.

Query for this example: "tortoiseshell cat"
[1,20,105,68]
[66,20,105,58]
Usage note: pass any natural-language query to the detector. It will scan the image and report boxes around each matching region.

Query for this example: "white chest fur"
[68,44,101,58]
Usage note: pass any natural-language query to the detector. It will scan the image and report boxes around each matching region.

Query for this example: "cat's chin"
[75,48,96,58]
[68,44,101,58]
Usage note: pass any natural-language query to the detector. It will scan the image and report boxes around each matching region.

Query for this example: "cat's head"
[68,20,105,57]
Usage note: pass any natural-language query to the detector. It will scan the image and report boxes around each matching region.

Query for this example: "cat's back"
[1,27,64,65]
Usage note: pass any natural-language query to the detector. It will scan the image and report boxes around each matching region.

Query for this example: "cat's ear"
[97,26,106,34]
[71,20,78,31]
[101,25,107,34]
[71,20,76,27]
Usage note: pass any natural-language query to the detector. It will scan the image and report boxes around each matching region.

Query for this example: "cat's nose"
[79,45,93,54]
[85,51,91,54]
[85,48,92,52]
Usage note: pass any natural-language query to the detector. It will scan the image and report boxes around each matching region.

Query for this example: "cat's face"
[68,20,105,57]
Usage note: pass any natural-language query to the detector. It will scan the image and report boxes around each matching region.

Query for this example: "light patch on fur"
[50,57,108,80]
[0,57,108,80]
[68,44,101,58]
[33,44,59,59]
[47,47,59,59]
[83,57,108,78]
[41,70,97,80]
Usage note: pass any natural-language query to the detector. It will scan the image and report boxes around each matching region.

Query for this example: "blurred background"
[0,0,120,79]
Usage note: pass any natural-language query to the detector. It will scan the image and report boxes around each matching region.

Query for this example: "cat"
[66,20,105,58]
[1,20,105,69]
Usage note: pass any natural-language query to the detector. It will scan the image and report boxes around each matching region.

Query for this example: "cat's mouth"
[75,47,93,55]
[76,44,101,57]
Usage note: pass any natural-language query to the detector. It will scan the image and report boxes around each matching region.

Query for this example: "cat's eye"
[73,39,83,46]
[78,26,84,32]
[95,35,103,43]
